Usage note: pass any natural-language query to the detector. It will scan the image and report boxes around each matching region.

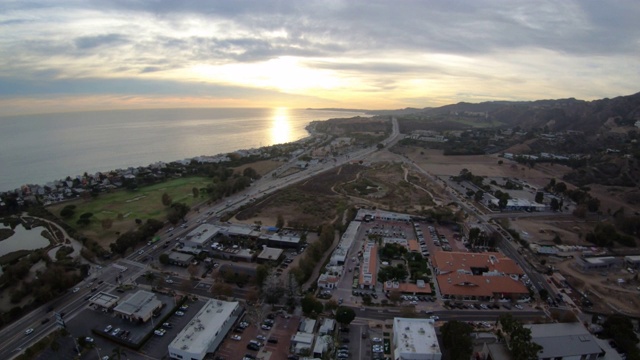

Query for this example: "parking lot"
[215,312,299,360]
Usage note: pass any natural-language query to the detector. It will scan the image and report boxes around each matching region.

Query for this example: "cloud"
[74,33,129,50]
[0,0,638,112]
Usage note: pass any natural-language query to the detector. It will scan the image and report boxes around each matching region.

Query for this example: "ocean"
[0,108,366,192]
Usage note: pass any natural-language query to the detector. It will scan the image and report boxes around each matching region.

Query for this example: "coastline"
[1,108,368,193]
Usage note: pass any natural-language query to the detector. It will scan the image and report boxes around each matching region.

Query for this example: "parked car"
[104,325,113,333]
[231,334,241,341]
[175,311,185,316]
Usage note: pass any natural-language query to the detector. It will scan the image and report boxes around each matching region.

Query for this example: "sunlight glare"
[270,107,292,145]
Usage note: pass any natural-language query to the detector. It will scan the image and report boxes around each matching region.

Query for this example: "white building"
[168,300,242,360]
[329,221,360,265]
[393,317,441,360]
[182,224,222,250]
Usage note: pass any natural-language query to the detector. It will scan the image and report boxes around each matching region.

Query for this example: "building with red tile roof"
[432,251,529,301]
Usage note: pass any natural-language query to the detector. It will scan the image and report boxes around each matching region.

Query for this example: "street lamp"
[95,346,102,359]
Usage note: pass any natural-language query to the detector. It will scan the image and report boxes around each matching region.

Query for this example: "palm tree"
[111,346,124,360]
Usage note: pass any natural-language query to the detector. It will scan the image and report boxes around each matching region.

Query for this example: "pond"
[0,224,51,258]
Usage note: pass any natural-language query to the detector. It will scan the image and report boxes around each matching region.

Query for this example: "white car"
[231,334,241,341]
[257,335,267,341]
[25,328,34,335]
[72,287,80,293]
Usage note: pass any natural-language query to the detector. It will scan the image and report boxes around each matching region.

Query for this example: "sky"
[0,0,639,115]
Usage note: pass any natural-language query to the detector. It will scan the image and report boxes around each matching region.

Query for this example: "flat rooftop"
[169,299,240,355]
[89,292,119,308]
[185,224,221,245]
[257,247,283,261]
[113,290,161,317]
[393,317,440,356]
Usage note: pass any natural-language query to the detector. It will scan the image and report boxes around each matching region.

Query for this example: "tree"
[256,264,270,288]
[376,143,384,149]
[550,198,560,211]
[441,321,473,360]
[147,253,164,268]
[211,281,233,299]
[535,192,544,204]
[161,192,172,206]
[276,214,285,229]
[335,306,356,325]
[243,167,260,179]
[388,290,402,304]
[192,187,199,198]
[301,294,322,316]
[325,299,339,312]
[474,190,484,202]
[187,264,198,279]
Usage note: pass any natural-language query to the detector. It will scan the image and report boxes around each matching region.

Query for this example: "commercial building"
[575,256,621,271]
[359,242,378,289]
[329,221,360,265]
[113,290,162,323]
[393,317,441,360]
[168,299,242,360]
[383,280,432,295]
[260,232,302,249]
[168,252,195,267]
[624,255,640,269]
[256,247,284,263]
[524,322,603,360]
[182,224,222,250]
[88,292,119,310]
[432,251,529,301]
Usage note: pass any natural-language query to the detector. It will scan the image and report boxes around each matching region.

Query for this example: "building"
[168,299,242,360]
[317,271,341,290]
[113,290,162,323]
[432,251,529,301]
[260,231,302,249]
[393,317,441,360]
[383,280,432,295]
[525,322,604,360]
[88,292,119,310]
[168,252,195,267]
[319,318,335,335]
[313,335,331,358]
[256,246,284,263]
[624,255,640,269]
[330,221,360,265]
[575,256,621,271]
[182,224,222,250]
[299,318,317,334]
[291,332,315,355]
[359,242,378,289]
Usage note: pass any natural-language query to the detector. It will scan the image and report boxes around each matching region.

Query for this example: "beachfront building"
[393,317,441,360]
[168,299,242,360]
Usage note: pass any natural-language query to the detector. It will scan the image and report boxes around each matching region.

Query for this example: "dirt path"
[302,229,341,291]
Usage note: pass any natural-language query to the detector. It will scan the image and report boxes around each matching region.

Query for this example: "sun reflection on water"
[270,107,292,145]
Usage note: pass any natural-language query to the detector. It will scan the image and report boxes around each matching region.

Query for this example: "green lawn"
[49,176,212,244]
